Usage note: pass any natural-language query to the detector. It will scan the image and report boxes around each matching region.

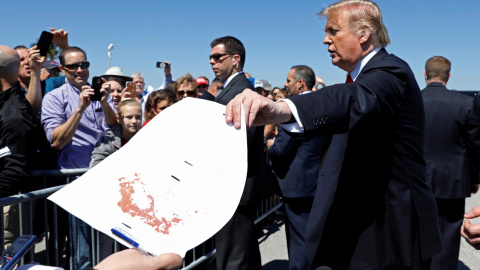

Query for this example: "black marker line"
[171,175,180,181]
[184,161,193,166]
[122,223,131,229]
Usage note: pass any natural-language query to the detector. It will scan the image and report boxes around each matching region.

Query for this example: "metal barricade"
[0,169,282,269]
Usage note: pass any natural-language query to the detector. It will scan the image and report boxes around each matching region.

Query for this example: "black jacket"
[0,83,55,197]
[422,82,480,198]
[214,73,266,205]
[289,49,441,269]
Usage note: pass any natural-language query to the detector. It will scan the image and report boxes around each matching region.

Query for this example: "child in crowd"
[143,89,177,126]
[89,99,142,260]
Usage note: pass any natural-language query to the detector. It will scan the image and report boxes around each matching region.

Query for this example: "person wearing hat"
[41,60,61,81]
[199,78,223,101]
[101,67,133,87]
[101,67,133,109]
[195,76,209,97]
[254,79,273,99]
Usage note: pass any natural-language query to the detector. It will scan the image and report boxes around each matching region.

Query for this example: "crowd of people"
[2,0,480,269]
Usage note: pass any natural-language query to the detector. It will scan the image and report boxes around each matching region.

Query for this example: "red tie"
[346,73,353,83]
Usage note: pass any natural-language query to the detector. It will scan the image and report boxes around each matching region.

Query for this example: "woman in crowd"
[101,67,134,109]
[272,87,289,101]
[143,89,177,126]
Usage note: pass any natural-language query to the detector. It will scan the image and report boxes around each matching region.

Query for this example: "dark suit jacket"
[215,72,266,205]
[422,83,480,199]
[269,125,324,198]
[288,49,442,269]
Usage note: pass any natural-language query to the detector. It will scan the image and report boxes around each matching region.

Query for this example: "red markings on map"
[117,173,182,235]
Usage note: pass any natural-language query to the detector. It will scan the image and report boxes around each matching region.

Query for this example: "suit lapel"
[215,83,230,102]
[215,73,244,103]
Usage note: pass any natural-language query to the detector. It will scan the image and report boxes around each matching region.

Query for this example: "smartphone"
[91,76,103,101]
[126,81,136,97]
[0,235,37,270]
[156,61,168,69]
[37,31,54,57]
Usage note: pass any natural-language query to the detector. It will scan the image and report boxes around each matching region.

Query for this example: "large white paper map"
[48,98,247,257]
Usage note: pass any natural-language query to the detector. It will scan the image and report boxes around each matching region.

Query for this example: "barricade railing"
[0,168,282,269]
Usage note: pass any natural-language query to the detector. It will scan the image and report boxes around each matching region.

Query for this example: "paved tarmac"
[459,195,480,269]
[259,196,480,270]
[29,195,480,269]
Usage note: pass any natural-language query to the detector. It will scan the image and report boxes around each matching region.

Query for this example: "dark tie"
[217,86,224,96]
[346,73,353,83]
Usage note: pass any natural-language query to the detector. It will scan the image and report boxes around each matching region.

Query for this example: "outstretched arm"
[225,89,292,129]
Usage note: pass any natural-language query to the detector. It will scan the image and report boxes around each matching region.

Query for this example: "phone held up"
[90,76,104,102]
[156,61,169,69]
[37,31,54,57]
[126,81,136,97]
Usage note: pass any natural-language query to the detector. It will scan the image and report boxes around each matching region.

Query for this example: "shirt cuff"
[278,99,303,133]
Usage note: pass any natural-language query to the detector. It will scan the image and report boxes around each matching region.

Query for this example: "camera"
[156,61,169,69]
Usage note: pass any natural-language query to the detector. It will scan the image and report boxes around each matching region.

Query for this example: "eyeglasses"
[273,92,279,96]
[209,53,230,61]
[177,90,196,97]
[64,61,90,71]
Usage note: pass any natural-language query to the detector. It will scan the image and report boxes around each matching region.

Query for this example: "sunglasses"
[177,90,196,97]
[209,53,230,61]
[64,61,90,71]
[273,92,279,96]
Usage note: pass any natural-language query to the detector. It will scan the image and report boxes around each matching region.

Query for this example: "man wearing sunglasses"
[195,76,209,97]
[209,36,265,270]
[41,46,117,270]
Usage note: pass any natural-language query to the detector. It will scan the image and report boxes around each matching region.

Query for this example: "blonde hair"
[320,0,390,47]
[117,99,141,118]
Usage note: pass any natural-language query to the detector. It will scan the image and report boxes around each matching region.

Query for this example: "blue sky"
[3,0,479,91]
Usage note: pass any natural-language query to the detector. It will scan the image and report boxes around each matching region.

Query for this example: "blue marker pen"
[111,228,154,256]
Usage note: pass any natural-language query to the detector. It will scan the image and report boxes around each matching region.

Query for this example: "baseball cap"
[255,79,273,91]
[43,60,60,70]
[196,77,208,86]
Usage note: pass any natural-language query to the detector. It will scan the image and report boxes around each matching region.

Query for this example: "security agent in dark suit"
[209,36,265,270]
[421,56,480,270]
[268,65,324,270]
[224,1,442,269]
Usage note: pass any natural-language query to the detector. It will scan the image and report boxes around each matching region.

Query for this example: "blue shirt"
[20,75,66,96]
[41,82,114,169]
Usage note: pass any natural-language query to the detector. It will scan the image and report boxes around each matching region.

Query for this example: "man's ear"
[359,27,371,44]
[297,79,304,91]
[233,54,241,66]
